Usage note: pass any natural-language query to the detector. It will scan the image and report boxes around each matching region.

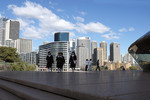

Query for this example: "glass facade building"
[128,31,150,72]
[54,32,69,41]
[38,41,70,71]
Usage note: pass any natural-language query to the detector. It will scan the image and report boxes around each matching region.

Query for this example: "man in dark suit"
[46,51,54,72]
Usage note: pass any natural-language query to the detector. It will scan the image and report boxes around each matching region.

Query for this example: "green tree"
[129,66,138,70]
[0,47,20,62]
[11,62,36,71]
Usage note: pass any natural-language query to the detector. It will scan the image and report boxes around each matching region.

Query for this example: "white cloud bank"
[8,1,111,39]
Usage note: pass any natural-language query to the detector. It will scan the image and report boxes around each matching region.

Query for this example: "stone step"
[0,88,23,100]
[0,79,73,100]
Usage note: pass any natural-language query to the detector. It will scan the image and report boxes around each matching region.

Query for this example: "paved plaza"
[0,70,150,100]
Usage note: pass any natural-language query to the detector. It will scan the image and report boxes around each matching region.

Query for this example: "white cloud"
[0,14,2,18]
[101,32,120,40]
[129,27,135,31]
[78,11,86,16]
[8,1,75,39]
[57,9,64,12]
[8,1,111,39]
[119,28,127,32]
[73,16,84,22]
[76,22,110,34]
[119,27,135,32]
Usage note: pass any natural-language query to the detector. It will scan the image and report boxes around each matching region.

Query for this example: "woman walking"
[69,51,77,72]
[56,52,65,73]
[96,60,100,71]
[46,51,54,72]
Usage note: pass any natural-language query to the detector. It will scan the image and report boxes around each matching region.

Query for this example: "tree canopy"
[0,46,20,62]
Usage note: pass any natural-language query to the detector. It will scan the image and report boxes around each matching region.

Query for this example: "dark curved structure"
[128,31,150,72]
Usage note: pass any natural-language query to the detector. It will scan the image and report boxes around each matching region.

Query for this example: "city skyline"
[0,0,150,55]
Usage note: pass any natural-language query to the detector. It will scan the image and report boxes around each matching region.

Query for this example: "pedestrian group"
[46,51,101,72]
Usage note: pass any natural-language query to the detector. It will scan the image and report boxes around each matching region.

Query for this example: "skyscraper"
[5,19,19,40]
[15,38,32,54]
[91,41,97,64]
[54,32,69,41]
[76,37,90,68]
[0,18,9,45]
[94,48,103,66]
[110,42,120,62]
[100,41,107,61]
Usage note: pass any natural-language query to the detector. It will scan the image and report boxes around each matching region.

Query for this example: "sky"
[0,0,150,56]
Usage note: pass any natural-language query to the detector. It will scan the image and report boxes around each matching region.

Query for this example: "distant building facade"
[91,41,97,65]
[19,51,38,65]
[15,38,32,54]
[100,41,107,61]
[38,41,70,71]
[5,39,15,48]
[5,19,19,40]
[0,18,9,45]
[110,42,120,62]
[94,48,103,66]
[76,37,90,68]
[54,32,69,41]
[69,39,76,52]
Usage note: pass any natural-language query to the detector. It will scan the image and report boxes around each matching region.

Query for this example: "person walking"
[96,60,100,71]
[56,52,65,73]
[89,59,92,71]
[46,51,54,72]
[85,59,89,71]
[69,51,77,72]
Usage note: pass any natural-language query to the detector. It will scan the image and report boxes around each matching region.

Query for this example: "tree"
[129,66,138,70]
[0,47,20,62]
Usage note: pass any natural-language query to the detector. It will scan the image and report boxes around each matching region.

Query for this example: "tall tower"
[54,32,69,41]
[94,48,103,66]
[110,42,120,62]
[100,41,107,61]
[91,41,97,64]
[0,18,9,45]
[76,37,90,68]
[5,19,19,40]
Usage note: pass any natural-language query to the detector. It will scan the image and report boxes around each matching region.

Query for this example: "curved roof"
[128,31,150,54]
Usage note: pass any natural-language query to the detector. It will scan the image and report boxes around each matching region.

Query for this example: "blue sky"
[0,0,150,55]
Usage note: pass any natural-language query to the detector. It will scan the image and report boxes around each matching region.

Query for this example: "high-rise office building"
[76,46,89,68]
[54,32,69,41]
[0,18,9,45]
[38,41,70,71]
[94,48,103,66]
[69,39,76,52]
[110,42,120,62]
[91,41,97,65]
[5,39,15,48]
[123,52,134,64]
[100,41,107,61]
[5,19,19,40]
[19,51,38,65]
[76,37,90,68]
[15,38,32,54]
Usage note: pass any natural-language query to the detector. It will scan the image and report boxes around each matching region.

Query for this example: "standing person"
[69,51,77,72]
[88,59,92,71]
[85,59,89,71]
[96,60,100,71]
[56,52,65,73]
[46,51,54,72]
